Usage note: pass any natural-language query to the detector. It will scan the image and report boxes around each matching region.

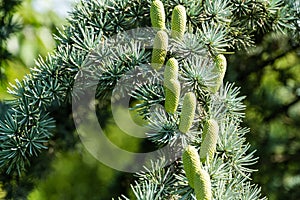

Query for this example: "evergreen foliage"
[0,0,22,80]
[0,0,298,199]
[227,0,300,197]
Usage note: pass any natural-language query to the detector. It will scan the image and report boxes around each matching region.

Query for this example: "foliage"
[0,0,79,198]
[0,0,65,100]
[227,13,300,200]
[0,0,298,199]
[0,0,22,81]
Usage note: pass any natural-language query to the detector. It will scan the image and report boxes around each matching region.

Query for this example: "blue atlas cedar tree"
[0,0,298,199]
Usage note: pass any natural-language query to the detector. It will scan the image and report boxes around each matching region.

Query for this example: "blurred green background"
[0,0,299,199]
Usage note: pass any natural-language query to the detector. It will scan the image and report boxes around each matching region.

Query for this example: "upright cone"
[164,79,180,114]
[179,92,196,133]
[199,119,219,163]
[171,5,186,40]
[182,145,201,188]
[194,168,212,200]
[151,30,168,70]
[210,54,227,93]
[150,0,166,30]
[164,58,179,81]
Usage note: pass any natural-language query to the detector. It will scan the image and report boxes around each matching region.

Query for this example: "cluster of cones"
[149,1,226,199]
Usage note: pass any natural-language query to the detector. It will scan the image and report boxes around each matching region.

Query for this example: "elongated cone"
[210,54,227,93]
[179,92,196,133]
[150,0,166,30]
[151,30,168,70]
[164,79,180,114]
[182,145,201,188]
[164,58,179,81]
[194,168,212,200]
[200,119,219,163]
[171,5,186,40]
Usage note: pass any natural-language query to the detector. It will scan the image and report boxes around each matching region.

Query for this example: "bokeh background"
[0,0,299,199]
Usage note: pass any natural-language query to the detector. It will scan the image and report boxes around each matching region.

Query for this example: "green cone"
[171,5,186,40]
[164,58,179,81]
[164,79,180,114]
[200,119,219,163]
[194,168,212,200]
[179,92,196,133]
[150,0,166,30]
[182,145,201,188]
[151,30,168,70]
[210,54,227,93]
